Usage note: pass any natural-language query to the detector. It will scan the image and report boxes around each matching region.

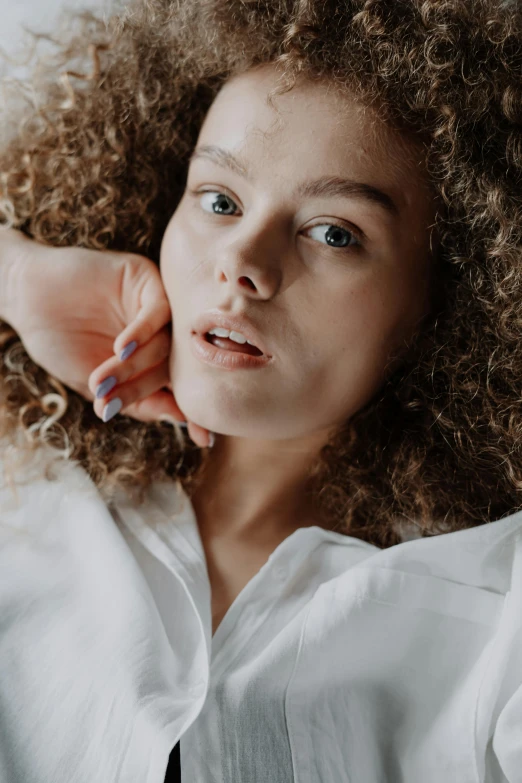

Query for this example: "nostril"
[239,276,256,291]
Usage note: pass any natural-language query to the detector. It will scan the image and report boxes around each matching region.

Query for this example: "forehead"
[198,65,431,209]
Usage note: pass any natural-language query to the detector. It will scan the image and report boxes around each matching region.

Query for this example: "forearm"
[0,227,28,327]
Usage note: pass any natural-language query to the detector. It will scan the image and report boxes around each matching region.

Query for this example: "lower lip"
[191,333,272,370]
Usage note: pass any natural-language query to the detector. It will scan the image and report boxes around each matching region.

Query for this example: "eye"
[190,189,363,251]
[305,223,362,250]
[197,190,239,216]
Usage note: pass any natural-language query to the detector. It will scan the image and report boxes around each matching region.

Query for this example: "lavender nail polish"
[95,376,117,399]
[120,341,137,361]
[102,397,122,422]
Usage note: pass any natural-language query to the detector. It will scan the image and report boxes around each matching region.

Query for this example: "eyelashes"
[188,188,365,252]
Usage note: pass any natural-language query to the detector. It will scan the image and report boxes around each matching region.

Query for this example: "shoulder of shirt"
[0,433,102,538]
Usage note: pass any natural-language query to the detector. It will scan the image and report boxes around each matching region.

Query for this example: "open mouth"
[204,332,264,357]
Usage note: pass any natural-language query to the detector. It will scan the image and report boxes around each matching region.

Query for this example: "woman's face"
[160,63,437,441]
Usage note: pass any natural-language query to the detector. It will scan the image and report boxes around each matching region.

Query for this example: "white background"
[0,0,112,77]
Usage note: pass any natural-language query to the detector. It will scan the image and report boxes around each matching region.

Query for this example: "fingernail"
[159,416,188,429]
[95,376,117,399]
[208,432,215,448]
[119,340,137,361]
[102,397,122,422]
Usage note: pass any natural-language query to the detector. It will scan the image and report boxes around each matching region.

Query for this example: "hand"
[10,235,212,448]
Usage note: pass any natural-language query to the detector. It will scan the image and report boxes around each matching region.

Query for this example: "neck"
[188,432,335,543]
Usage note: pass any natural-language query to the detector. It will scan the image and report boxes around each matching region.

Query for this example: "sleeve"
[491,675,522,780]
[490,545,522,783]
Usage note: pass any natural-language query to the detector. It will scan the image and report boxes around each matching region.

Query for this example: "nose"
[214,220,284,299]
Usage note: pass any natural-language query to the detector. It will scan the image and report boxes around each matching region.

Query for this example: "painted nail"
[119,340,137,361]
[208,432,215,448]
[102,397,122,422]
[95,376,117,399]
[159,416,188,429]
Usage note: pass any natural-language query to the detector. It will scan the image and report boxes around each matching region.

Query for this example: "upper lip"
[192,311,272,358]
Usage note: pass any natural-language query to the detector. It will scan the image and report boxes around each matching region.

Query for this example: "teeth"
[207,327,258,347]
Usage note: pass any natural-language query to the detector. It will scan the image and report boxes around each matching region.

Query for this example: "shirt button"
[273,566,287,581]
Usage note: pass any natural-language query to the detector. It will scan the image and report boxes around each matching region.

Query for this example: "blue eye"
[306,224,360,249]
[193,189,363,251]
[199,191,238,215]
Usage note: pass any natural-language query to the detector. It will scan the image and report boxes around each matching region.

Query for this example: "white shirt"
[0,442,521,783]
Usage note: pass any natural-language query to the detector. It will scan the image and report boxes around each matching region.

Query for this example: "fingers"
[87,305,215,447]
[91,356,213,447]
[120,389,188,424]
[188,421,214,448]
[88,326,172,403]
[124,397,214,448]
[113,273,172,359]
[92,358,182,421]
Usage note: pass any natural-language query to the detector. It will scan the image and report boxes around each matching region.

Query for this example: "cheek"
[160,217,177,276]
[336,278,414,362]
[160,214,197,287]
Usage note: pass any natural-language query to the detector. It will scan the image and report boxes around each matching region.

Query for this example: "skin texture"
[160,62,437,543]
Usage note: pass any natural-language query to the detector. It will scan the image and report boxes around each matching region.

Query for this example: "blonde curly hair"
[1,0,521,548]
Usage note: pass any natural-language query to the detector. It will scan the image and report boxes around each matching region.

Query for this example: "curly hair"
[1,0,521,549]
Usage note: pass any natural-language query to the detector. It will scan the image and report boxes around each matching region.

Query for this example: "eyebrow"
[189,144,400,217]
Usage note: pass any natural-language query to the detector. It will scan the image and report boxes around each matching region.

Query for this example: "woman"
[0,0,521,781]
